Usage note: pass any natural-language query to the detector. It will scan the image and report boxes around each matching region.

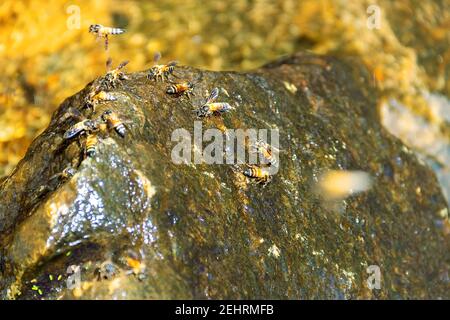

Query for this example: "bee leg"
[104,35,109,51]
[71,155,81,169]
[262,175,272,187]
[84,103,95,115]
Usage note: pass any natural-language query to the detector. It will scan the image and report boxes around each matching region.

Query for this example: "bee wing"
[64,125,83,139]
[270,145,282,153]
[117,60,129,70]
[106,58,113,70]
[206,87,219,104]
[167,61,178,67]
[153,51,161,63]
[223,103,234,110]
[95,33,103,43]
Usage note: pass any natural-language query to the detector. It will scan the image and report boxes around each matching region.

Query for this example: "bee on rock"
[147,52,177,82]
[85,133,98,157]
[166,81,195,99]
[102,110,126,138]
[85,87,117,113]
[123,250,146,280]
[251,139,279,168]
[243,165,272,186]
[194,87,233,118]
[101,58,129,89]
[89,24,125,50]
[64,119,98,140]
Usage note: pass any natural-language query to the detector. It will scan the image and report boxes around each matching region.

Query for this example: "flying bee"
[101,58,129,89]
[89,24,125,50]
[85,133,98,157]
[251,139,279,168]
[102,110,126,137]
[64,119,98,140]
[166,81,195,99]
[147,52,178,82]
[194,87,233,118]
[243,165,272,186]
[85,88,117,112]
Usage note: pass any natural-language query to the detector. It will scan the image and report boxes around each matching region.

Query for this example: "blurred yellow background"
[0,0,449,180]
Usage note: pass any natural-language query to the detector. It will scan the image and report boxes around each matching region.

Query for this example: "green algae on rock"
[0,52,448,299]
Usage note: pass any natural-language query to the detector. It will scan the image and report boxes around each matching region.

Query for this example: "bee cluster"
[145,54,274,186]
[57,24,274,187]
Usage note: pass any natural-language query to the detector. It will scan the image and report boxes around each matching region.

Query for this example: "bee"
[85,88,117,112]
[194,87,233,118]
[166,81,195,99]
[85,133,98,157]
[102,110,126,138]
[251,139,279,168]
[147,52,178,82]
[124,250,146,280]
[89,24,125,50]
[64,119,98,140]
[101,58,129,89]
[243,165,272,186]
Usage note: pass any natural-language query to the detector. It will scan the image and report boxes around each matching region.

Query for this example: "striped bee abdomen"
[114,123,126,138]
[86,134,98,157]
[244,166,261,178]
[209,102,232,113]
[166,85,178,94]
[107,27,125,35]
[243,165,271,186]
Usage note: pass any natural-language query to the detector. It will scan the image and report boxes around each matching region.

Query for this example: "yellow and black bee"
[64,119,98,139]
[89,24,125,50]
[251,139,279,168]
[85,133,98,157]
[166,81,195,99]
[85,88,117,112]
[147,52,177,82]
[243,165,272,186]
[123,250,146,279]
[194,87,233,118]
[102,110,126,138]
[100,59,130,89]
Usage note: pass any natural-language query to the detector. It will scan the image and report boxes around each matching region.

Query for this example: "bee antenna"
[153,51,161,62]
[106,57,113,71]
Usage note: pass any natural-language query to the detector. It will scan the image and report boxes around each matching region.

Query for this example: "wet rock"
[0,52,448,299]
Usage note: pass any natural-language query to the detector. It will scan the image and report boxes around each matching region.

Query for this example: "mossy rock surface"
[0,53,448,299]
